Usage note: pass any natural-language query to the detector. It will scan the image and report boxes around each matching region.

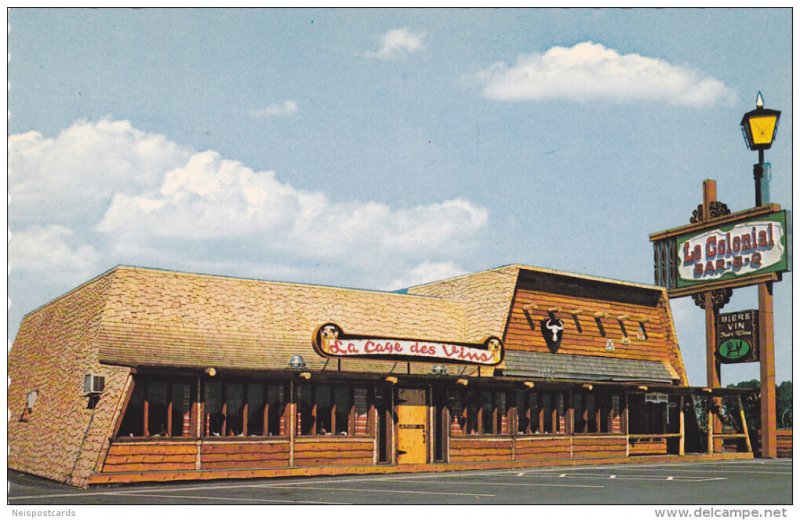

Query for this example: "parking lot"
[7,458,792,505]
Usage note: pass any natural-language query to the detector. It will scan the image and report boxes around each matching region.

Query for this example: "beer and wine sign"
[717,310,759,364]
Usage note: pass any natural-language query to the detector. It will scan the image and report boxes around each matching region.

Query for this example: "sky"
[7,8,793,387]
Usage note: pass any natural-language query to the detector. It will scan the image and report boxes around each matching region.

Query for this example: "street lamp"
[740,92,781,206]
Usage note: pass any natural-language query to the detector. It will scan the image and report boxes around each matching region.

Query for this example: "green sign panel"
[675,210,789,289]
[716,310,759,364]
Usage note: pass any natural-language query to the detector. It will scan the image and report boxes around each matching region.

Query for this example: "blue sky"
[7,8,793,386]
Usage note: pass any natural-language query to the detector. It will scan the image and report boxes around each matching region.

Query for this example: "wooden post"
[738,395,753,453]
[759,281,777,458]
[678,395,685,456]
[707,396,714,454]
[288,380,296,467]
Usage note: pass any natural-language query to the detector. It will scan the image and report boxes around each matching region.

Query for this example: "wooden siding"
[449,437,513,462]
[628,437,668,456]
[776,430,792,458]
[514,436,571,461]
[200,441,290,470]
[102,442,199,473]
[505,287,678,366]
[572,435,628,459]
[293,438,374,467]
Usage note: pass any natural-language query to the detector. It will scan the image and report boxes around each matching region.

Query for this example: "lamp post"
[739,91,781,458]
[740,92,781,206]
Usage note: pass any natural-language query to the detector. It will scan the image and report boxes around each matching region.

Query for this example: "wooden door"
[397,388,428,464]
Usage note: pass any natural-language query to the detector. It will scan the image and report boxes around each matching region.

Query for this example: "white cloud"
[477,41,736,107]
[365,28,425,60]
[96,150,488,265]
[10,118,488,298]
[250,100,298,119]
[386,261,467,291]
[9,119,190,226]
[9,225,100,278]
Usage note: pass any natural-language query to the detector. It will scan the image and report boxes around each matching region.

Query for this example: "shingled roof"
[500,350,679,383]
[94,266,481,375]
[17,263,685,383]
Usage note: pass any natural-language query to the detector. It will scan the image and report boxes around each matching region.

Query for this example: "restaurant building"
[8,264,753,487]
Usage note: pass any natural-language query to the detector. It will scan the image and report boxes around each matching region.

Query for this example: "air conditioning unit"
[83,374,105,395]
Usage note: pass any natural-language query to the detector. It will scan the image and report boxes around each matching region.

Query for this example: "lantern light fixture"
[740,91,781,152]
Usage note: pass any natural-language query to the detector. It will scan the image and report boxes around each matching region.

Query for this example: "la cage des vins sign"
[675,211,788,289]
[716,310,759,364]
[312,323,504,366]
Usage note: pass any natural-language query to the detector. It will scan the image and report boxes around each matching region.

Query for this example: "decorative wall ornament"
[691,288,733,310]
[690,200,731,223]
[540,316,564,353]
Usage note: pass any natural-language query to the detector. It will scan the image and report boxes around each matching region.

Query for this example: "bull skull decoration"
[540,316,564,353]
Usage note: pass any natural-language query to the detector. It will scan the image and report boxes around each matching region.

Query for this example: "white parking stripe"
[266,485,496,497]
[120,492,348,505]
[398,478,605,489]
[512,473,725,482]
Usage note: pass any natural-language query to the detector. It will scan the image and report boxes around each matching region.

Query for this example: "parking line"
[508,473,725,482]
[398,478,605,489]
[119,492,349,505]
[265,485,495,497]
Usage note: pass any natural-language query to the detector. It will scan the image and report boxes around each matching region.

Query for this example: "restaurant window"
[573,392,604,433]
[204,380,287,437]
[297,383,370,436]
[515,391,564,434]
[117,377,195,438]
[452,388,509,435]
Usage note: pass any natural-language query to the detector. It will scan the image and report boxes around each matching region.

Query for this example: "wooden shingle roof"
[96,266,474,373]
[19,263,684,382]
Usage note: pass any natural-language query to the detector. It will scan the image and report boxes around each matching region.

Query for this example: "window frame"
[296,383,371,437]
[450,387,511,436]
[202,379,289,439]
[514,390,566,435]
[116,376,197,439]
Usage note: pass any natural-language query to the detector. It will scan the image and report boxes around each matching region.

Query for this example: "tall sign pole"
[759,281,776,457]
[702,180,721,394]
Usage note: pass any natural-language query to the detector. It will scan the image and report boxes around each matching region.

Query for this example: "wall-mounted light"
[204,367,217,377]
[431,365,448,376]
[385,376,398,385]
[26,390,39,411]
[299,371,311,380]
[288,355,306,370]
[456,378,469,386]
[523,381,535,389]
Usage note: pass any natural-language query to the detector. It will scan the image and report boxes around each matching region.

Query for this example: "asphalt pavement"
[6,458,792,505]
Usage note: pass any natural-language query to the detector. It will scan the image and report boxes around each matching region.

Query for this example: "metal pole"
[755,149,765,207]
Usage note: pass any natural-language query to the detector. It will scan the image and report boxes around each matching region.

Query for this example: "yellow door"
[397,388,428,464]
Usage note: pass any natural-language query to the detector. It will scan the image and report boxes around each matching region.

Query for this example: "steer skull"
[545,318,564,342]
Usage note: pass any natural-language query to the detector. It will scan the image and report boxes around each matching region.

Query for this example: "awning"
[498,351,678,384]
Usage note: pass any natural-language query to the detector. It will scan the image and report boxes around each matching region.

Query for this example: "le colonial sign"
[652,209,789,291]
[312,323,504,366]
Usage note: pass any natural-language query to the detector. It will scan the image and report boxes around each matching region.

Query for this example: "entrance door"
[397,388,427,464]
